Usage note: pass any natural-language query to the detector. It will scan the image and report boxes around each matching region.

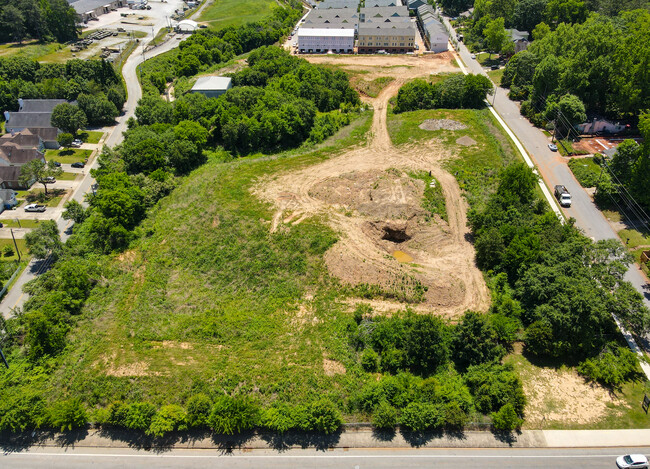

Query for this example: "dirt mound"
[256,64,490,316]
[419,119,468,131]
[456,135,477,146]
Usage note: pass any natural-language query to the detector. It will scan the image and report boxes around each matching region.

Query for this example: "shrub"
[361,348,379,372]
[261,403,297,433]
[147,405,187,438]
[399,402,443,432]
[185,393,212,428]
[372,401,398,429]
[301,399,342,434]
[442,401,467,429]
[123,402,157,431]
[208,396,260,435]
[577,345,639,388]
[3,245,14,257]
[49,398,88,432]
[491,403,522,432]
[0,392,48,432]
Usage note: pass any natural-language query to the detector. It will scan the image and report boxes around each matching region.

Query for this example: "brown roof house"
[4,98,67,149]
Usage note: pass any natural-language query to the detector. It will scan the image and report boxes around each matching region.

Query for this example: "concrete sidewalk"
[4,428,650,451]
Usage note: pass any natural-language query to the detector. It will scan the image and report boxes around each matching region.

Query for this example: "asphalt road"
[442,18,650,310]
[2,447,648,468]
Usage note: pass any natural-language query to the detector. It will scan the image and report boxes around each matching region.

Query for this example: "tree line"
[0,0,78,44]
[469,162,649,375]
[393,74,493,113]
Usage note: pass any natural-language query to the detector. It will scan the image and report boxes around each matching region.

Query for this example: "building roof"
[0,144,44,165]
[0,166,23,183]
[6,112,55,129]
[0,129,41,148]
[360,6,409,17]
[366,16,411,23]
[358,23,415,36]
[19,99,67,113]
[417,4,435,15]
[305,8,358,19]
[68,0,114,14]
[506,29,529,41]
[316,0,360,9]
[27,128,59,143]
[191,76,232,92]
[177,19,199,30]
[365,0,401,6]
[297,28,356,37]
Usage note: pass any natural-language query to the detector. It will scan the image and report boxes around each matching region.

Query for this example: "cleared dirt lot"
[256,54,489,317]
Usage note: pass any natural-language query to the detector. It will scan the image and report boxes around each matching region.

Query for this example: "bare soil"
[419,119,468,131]
[255,54,490,317]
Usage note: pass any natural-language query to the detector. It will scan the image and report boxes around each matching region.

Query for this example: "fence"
[0,262,25,300]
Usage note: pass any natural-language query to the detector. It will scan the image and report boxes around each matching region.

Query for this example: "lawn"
[0,239,28,263]
[556,138,589,156]
[487,67,504,85]
[386,107,520,209]
[198,0,278,29]
[45,149,92,164]
[0,219,43,229]
[568,157,602,188]
[0,40,66,61]
[57,172,80,181]
[80,131,104,144]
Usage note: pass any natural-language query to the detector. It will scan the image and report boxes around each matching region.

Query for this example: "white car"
[24,204,46,213]
[617,454,649,469]
[470,53,476,59]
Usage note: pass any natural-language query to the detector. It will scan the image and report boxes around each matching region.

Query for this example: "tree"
[453,311,506,370]
[372,401,398,429]
[484,18,507,57]
[50,103,87,135]
[610,140,640,185]
[25,220,63,261]
[57,132,73,148]
[19,159,63,195]
[491,403,522,431]
[513,0,548,33]
[2,6,26,43]
[532,21,551,40]
[62,199,88,224]
[545,0,588,25]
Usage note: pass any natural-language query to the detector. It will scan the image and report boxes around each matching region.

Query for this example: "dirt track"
[256,54,490,317]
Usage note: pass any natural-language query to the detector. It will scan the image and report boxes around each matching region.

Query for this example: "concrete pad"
[544,430,650,448]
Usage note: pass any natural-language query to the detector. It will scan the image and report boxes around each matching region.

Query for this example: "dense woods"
[0,0,78,44]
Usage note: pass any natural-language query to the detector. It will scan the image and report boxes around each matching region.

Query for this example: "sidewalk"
[4,428,650,450]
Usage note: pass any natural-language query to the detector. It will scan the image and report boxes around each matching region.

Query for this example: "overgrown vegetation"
[0,0,78,44]
[394,74,493,113]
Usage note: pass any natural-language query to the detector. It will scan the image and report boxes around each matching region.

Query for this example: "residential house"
[4,99,66,149]
[417,5,448,52]
[365,0,402,7]
[357,23,415,53]
[506,29,529,53]
[190,76,233,98]
[297,28,355,53]
[0,167,27,190]
[316,0,359,9]
[303,8,359,30]
[407,0,426,11]
[0,188,17,210]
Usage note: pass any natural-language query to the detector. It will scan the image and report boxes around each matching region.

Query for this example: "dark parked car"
[50,160,61,167]
[71,162,85,168]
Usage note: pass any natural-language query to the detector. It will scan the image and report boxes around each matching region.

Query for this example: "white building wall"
[298,34,354,52]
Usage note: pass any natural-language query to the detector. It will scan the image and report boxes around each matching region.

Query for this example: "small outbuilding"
[190,76,233,98]
[176,19,199,33]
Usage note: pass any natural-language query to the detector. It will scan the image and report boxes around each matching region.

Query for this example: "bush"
[185,393,212,428]
[361,348,379,372]
[49,398,88,432]
[577,345,639,388]
[208,396,260,435]
[442,401,467,429]
[0,392,48,432]
[3,245,14,257]
[123,402,157,431]
[491,403,522,432]
[372,401,398,429]
[147,405,187,437]
[301,399,342,434]
[399,402,443,432]
[261,403,297,433]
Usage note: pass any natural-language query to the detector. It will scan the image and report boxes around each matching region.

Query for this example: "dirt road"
[257,54,489,317]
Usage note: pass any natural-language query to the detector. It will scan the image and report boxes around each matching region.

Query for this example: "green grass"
[57,172,80,181]
[0,239,28,263]
[409,170,448,222]
[568,157,602,188]
[198,0,277,29]
[45,149,92,164]
[487,67,504,85]
[79,131,104,144]
[387,107,519,209]
[476,52,501,67]
[0,219,43,229]
[354,76,395,98]
[556,138,589,157]
[34,112,375,412]
[619,229,650,249]
[151,27,171,46]
[0,40,66,61]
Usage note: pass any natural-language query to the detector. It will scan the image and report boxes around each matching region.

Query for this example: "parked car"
[43,176,56,183]
[548,143,558,151]
[470,53,476,59]
[71,162,85,168]
[50,161,61,167]
[71,139,83,147]
[617,454,649,469]
[490,64,499,70]
[554,185,572,207]
[24,204,46,213]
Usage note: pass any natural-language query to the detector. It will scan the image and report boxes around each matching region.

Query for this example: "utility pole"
[10,229,20,262]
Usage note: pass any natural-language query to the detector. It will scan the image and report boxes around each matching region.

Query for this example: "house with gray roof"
[4,99,67,149]
[67,0,125,22]
[506,29,530,52]
[316,0,359,9]
[407,0,426,11]
[360,6,409,22]
[365,0,402,7]
[190,76,232,98]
